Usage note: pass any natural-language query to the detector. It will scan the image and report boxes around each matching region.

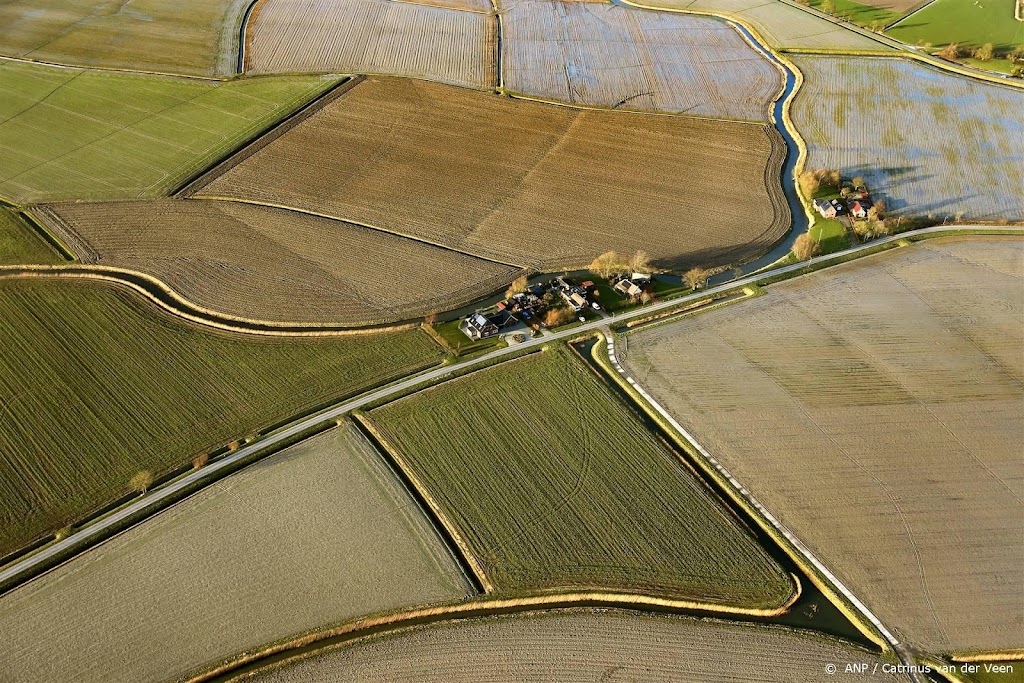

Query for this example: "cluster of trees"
[504,274,529,299]
[798,167,842,198]
[683,267,710,290]
[588,250,652,278]
[853,199,891,241]
[934,43,1024,75]
[793,232,821,261]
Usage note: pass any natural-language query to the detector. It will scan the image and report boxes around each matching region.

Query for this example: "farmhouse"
[613,273,652,299]
[849,200,867,219]
[460,310,515,340]
[554,276,595,312]
[814,199,838,219]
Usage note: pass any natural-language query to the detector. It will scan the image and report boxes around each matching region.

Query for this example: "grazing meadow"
[0,424,472,683]
[790,55,1024,221]
[366,347,795,608]
[199,75,789,272]
[40,199,520,324]
[0,59,340,203]
[0,277,445,556]
[886,0,1023,52]
[621,238,1024,653]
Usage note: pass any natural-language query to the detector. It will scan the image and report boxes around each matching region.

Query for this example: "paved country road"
[1,225,1018,680]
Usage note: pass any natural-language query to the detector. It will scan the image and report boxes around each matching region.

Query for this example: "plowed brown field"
[245,0,495,88]
[197,76,789,272]
[39,199,520,324]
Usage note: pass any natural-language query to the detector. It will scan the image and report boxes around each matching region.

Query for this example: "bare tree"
[938,43,960,60]
[851,176,866,189]
[589,251,622,279]
[793,232,821,261]
[424,311,438,326]
[683,267,710,290]
[973,43,994,61]
[640,290,655,305]
[130,470,154,495]
[192,453,210,470]
[504,275,529,299]
[868,199,886,222]
[629,250,652,274]
[798,169,821,198]
[820,0,835,14]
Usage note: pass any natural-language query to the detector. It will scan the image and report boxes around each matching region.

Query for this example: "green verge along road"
[0,225,1019,680]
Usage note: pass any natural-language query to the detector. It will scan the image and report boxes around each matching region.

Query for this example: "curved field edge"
[611,238,1024,654]
[0,266,432,334]
[0,423,475,683]
[33,199,524,326]
[180,594,847,683]
[361,347,797,608]
[195,75,792,274]
[0,276,447,556]
[616,0,1024,92]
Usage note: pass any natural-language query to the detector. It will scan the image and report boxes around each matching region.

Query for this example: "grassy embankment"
[364,347,795,609]
[0,208,63,265]
[0,278,446,557]
[0,59,341,204]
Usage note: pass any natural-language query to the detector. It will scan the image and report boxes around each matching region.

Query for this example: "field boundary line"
[615,0,815,234]
[592,334,893,653]
[0,53,228,82]
[0,266,424,335]
[184,586,808,683]
[616,0,1024,91]
[2,226,1018,604]
[952,650,1024,663]
[16,208,77,261]
[390,0,493,14]
[783,49,1024,92]
[236,0,265,74]
[173,75,361,197]
[500,88,771,125]
[190,196,530,269]
[353,414,494,593]
[884,0,937,31]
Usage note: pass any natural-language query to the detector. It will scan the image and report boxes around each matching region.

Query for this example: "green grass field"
[810,217,851,254]
[807,0,900,29]
[0,207,61,264]
[367,347,794,608]
[886,0,1023,52]
[0,0,250,77]
[0,278,445,556]
[0,60,341,203]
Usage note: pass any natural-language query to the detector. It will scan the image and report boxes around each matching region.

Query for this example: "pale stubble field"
[621,238,1024,654]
